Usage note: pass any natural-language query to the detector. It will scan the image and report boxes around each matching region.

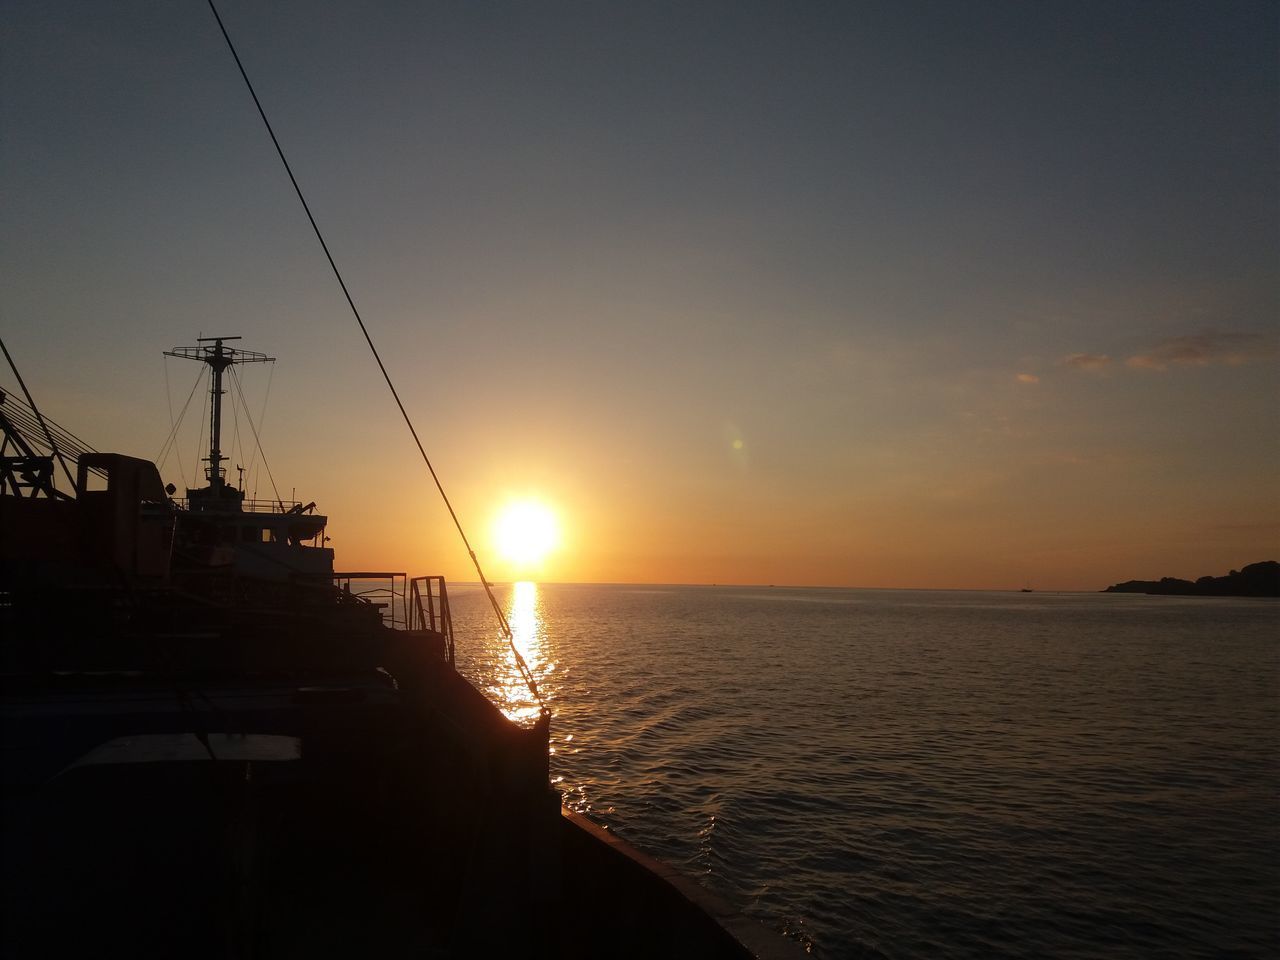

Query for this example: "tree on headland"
[1103,561,1279,597]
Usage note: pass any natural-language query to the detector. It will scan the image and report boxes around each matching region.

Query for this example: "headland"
[1103,561,1279,597]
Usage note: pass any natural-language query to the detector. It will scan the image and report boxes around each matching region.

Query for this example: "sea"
[444,582,1278,959]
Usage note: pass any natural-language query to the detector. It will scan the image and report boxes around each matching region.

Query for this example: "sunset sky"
[3,1,1276,590]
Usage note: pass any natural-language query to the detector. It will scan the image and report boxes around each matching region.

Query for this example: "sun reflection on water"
[497,580,551,725]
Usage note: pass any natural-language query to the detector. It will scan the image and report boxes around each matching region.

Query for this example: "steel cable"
[206,0,545,714]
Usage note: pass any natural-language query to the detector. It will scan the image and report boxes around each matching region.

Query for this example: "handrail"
[409,575,454,665]
[333,571,407,630]
[172,497,313,514]
[328,572,455,664]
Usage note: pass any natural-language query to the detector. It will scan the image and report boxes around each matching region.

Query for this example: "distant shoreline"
[1102,561,1279,598]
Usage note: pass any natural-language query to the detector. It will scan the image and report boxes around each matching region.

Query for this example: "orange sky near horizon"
[2,2,1276,593]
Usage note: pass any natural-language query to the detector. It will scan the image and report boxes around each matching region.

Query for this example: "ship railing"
[409,575,455,666]
[171,497,308,513]
[333,571,408,630]
[330,572,455,664]
[247,498,313,513]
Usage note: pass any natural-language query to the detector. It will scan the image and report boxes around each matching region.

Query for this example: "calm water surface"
[450,583,1278,959]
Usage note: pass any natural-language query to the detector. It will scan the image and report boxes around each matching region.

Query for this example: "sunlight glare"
[493,500,560,567]
[499,580,547,726]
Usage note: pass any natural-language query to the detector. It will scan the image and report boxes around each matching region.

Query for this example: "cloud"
[1015,373,1039,384]
[1062,352,1112,371]
[1125,331,1276,370]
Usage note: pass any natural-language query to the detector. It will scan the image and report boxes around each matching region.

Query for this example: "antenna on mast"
[164,336,273,508]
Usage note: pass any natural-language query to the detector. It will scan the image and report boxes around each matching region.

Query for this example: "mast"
[207,336,229,494]
[165,336,274,500]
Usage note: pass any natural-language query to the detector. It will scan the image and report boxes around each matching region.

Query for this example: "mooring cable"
[205,0,545,713]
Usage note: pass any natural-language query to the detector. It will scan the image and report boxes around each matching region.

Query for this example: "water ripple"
[454,584,1280,959]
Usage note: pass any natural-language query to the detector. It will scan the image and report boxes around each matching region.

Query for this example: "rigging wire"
[162,354,188,487]
[191,367,210,490]
[0,389,102,466]
[228,366,283,508]
[155,365,205,484]
[163,354,175,436]
[1,337,76,492]
[228,364,244,489]
[244,359,274,488]
[206,0,545,714]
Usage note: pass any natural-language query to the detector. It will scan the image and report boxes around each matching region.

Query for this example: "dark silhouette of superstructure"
[0,340,801,959]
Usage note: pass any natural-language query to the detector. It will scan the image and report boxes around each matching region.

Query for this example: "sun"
[492,500,560,568]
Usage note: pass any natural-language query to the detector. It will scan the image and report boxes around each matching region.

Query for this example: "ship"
[0,342,803,958]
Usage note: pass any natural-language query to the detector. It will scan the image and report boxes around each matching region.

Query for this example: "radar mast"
[164,336,273,506]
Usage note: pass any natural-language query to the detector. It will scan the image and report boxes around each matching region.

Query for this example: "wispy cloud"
[1015,373,1039,384]
[1125,331,1276,370]
[1062,352,1112,371]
